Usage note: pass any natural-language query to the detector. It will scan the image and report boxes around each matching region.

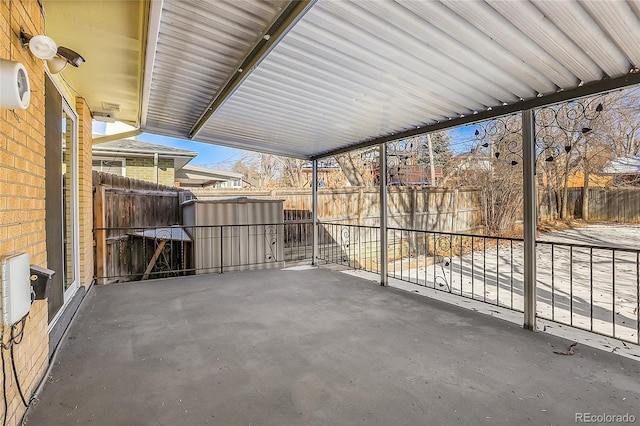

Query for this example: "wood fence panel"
[93,171,193,282]
[539,187,640,223]
[191,186,483,232]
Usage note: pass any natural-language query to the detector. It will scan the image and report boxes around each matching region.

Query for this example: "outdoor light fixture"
[20,29,85,74]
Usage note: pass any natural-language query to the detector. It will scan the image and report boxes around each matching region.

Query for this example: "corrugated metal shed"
[182,198,285,272]
[141,0,640,159]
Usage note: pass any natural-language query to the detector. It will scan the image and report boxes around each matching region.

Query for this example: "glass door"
[62,107,79,302]
[45,74,79,323]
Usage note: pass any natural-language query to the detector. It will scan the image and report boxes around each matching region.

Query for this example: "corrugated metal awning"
[140,0,640,159]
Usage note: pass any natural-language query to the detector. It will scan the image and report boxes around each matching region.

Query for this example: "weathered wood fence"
[93,171,193,283]
[539,187,640,223]
[190,186,484,231]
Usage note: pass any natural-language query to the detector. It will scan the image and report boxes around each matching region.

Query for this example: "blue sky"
[94,121,480,165]
[137,133,244,168]
[93,121,244,169]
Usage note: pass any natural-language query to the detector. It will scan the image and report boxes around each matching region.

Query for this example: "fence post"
[523,109,537,331]
[380,142,388,286]
[312,160,318,265]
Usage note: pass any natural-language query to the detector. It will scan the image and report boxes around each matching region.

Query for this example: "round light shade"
[28,35,57,60]
[46,56,67,74]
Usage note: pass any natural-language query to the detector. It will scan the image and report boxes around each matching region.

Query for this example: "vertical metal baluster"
[349,224,353,266]
[394,229,397,278]
[612,250,616,338]
[331,224,334,264]
[400,230,404,280]
[510,240,514,309]
[423,231,427,287]
[570,246,573,326]
[636,252,639,345]
[449,233,453,293]
[459,236,463,295]
[496,238,500,306]
[472,236,475,299]
[220,226,224,274]
[551,244,555,320]
[433,234,437,289]
[483,237,487,302]
[590,247,593,331]
[407,230,411,282]
[329,224,332,263]
[180,240,184,275]
[142,228,146,280]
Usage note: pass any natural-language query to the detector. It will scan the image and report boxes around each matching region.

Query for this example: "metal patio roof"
[139,0,640,160]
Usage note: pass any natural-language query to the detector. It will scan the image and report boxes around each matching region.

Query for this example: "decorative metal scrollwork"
[473,95,604,167]
[534,96,603,163]
[152,228,179,277]
[433,235,451,291]
[264,225,278,262]
[473,113,523,166]
[340,226,351,264]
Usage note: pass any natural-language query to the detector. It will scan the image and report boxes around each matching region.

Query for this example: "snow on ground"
[383,224,640,348]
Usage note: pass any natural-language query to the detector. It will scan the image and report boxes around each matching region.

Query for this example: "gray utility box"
[182,197,285,274]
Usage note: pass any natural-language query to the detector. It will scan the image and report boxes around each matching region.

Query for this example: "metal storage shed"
[182,198,285,273]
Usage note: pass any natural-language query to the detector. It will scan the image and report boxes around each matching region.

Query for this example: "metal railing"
[316,223,523,311]
[317,222,382,274]
[316,222,640,345]
[536,240,640,344]
[95,221,640,344]
[94,222,313,282]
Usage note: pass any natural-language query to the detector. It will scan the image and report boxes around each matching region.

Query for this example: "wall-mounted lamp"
[20,29,85,74]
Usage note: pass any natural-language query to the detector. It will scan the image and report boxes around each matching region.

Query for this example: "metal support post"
[312,159,319,265]
[379,143,388,286]
[523,109,537,330]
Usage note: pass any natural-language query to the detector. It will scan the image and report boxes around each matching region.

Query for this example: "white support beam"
[522,109,537,330]
[92,129,142,145]
[312,159,318,265]
[379,142,388,286]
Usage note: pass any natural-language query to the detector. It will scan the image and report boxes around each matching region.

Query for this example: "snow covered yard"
[387,224,640,345]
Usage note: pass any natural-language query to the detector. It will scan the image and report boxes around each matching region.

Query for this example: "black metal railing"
[317,222,382,274]
[536,240,640,345]
[95,221,640,344]
[386,227,524,312]
[94,222,313,282]
[316,222,640,345]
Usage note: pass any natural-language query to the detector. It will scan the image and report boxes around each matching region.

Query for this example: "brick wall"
[126,156,175,186]
[158,158,175,186]
[76,98,93,287]
[0,1,49,425]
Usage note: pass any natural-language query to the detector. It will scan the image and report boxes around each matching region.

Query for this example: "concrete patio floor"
[26,267,640,425]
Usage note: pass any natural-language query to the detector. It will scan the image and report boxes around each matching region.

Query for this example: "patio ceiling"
[48,1,640,159]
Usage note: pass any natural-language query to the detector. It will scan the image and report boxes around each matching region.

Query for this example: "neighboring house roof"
[175,165,243,187]
[92,139,198,171]
[602,156,640,175]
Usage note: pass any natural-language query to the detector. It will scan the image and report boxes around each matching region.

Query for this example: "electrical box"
[0,252,32,325]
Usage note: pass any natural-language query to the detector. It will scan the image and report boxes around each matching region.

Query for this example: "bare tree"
[334,153,366,186]
[278,157,306,187]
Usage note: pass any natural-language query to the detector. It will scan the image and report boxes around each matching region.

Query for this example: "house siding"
[0,1,49,425]
[126,157,175,186]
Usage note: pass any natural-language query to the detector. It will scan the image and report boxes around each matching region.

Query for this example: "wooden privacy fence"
[539,187,640,223]
[190,186,484,231]
[93,171,193,283]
